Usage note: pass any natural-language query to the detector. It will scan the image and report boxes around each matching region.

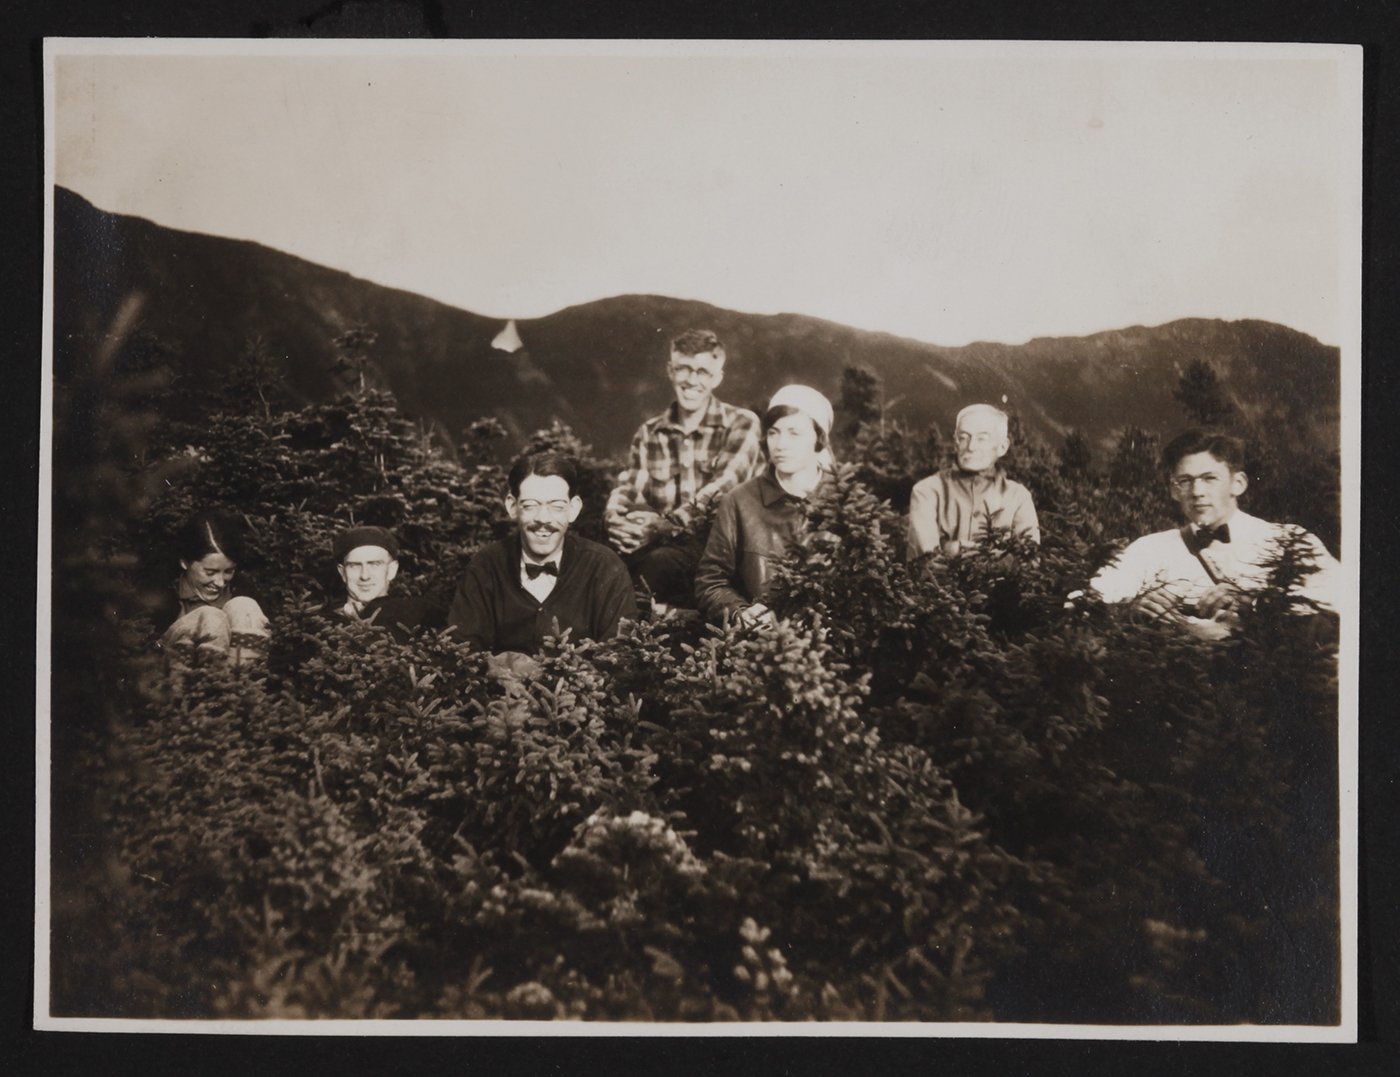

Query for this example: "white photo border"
[37,37,1363,1041]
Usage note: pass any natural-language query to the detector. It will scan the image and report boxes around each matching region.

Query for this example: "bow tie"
[524,561,559,579]
[1190,523,1231,551]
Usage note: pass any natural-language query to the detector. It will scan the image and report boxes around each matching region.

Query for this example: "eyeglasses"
[669,362,720,384]
[1170,474,1225,493]
[517,499,572,516]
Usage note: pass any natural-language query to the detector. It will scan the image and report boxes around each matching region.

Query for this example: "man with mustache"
[449,451,638,653]
[1090,428,1339,638]
[606,329,762,613]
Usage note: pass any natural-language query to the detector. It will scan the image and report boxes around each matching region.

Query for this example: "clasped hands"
[607,508,673,554]
[734,603,777,630]
[1132,583,1245,640]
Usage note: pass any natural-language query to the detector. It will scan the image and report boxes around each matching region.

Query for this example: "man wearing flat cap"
[332,525,446,642]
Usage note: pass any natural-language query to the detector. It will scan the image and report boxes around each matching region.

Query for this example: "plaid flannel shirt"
[606,397,763,531]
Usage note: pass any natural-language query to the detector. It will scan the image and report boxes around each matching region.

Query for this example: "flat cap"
[333,526,400,562]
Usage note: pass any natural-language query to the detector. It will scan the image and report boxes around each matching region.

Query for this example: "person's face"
[180,552,236,602]
[765,412,822,478]
[954,413,1009,473]
[667,349,724,415]
[507,474,582,560]
[337,545,399,604]
[1170,451,1247,528]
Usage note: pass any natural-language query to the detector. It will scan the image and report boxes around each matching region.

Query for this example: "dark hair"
[1161,429,1247,475]
[507,451,580,498]
[760,404,828,453]
[670,329,725,362]
[175,512,247,566]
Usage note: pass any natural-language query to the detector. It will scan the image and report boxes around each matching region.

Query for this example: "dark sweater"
[350,594,447,643]
[448,533,638,653]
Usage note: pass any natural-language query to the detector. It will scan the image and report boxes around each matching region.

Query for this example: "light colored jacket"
[906,468,1040,559]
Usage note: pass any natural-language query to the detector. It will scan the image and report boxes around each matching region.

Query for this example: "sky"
[50,43,1358,347]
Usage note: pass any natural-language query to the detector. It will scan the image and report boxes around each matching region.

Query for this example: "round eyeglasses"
[669,362,720,384]
[517,499,572,516]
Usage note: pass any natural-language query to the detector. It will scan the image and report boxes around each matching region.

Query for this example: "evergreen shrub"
[49,361,1342,1024]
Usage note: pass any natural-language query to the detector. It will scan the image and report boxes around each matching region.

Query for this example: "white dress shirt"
[519,552,561,603]
[1090,510,1339,615]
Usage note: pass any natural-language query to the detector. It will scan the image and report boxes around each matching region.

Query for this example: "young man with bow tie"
[448,451,638,654]
[1090,429,1339,639]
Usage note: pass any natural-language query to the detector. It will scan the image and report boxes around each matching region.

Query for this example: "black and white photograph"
[37,38,1360,1037]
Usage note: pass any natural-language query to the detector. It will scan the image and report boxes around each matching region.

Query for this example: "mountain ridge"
[53,186,1339,460]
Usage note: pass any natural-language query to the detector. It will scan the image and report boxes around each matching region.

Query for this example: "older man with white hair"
[907,403,1040,560]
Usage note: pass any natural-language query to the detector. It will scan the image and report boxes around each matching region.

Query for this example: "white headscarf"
[767,384,835,471]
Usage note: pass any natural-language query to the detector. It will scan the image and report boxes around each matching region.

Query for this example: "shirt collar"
[1190,507,1240,533]
[510,532,570,574]
[350,594,391,618]
[660,396,725,432]
[757,465,826,507]
[950,466,1007,491]
[176,575,229,606]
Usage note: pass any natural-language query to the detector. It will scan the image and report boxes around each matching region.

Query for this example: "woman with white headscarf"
[694,385,834,626]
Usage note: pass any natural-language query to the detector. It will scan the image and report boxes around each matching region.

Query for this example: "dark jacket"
[342,594,447,643]
[448,533,637,653]
[694,468,825,620]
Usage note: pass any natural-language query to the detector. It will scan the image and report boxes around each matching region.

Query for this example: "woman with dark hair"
[694,385,834,626]
[157,513,270,665]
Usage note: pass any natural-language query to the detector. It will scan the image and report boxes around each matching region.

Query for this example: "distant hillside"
[54,187,1339,460]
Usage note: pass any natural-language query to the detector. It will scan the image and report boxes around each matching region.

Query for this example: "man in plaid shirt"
[606,329,762,609]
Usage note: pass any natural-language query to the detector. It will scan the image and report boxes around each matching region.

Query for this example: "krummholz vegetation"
[49,331,1341,1023]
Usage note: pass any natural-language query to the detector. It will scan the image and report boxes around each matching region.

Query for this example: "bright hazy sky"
[51,43,1356,347]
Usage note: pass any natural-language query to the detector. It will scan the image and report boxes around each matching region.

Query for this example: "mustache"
[525,522,561,533]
